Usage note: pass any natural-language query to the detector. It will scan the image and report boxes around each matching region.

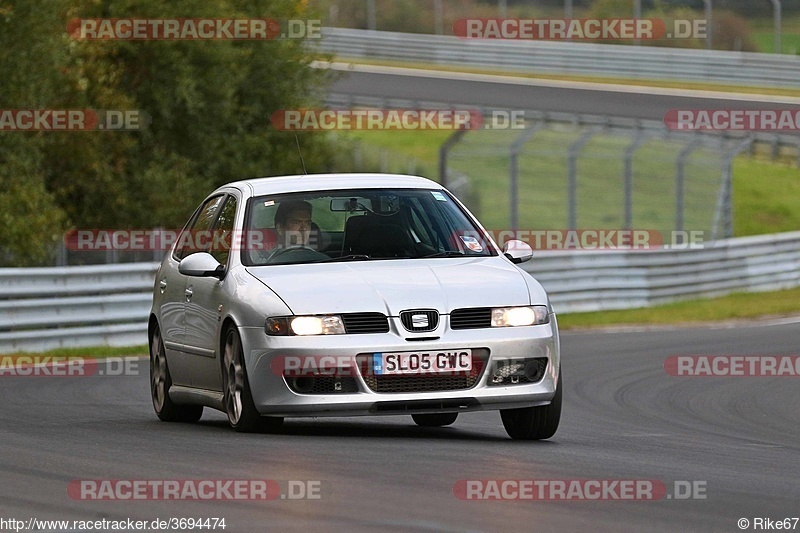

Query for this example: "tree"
[1,0,339,265]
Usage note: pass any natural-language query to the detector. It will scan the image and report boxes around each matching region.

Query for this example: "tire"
[500,371,562,440]
[150,324,203,423]
[222,326,283,433]
[412,413,458,427]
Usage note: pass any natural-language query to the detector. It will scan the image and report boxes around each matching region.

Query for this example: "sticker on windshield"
[264,200,275,207]
[459,235,483,252]
[431,191,448,202]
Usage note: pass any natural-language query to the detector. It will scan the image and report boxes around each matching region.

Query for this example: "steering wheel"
[265,246,325,264]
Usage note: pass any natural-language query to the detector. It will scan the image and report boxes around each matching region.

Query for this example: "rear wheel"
[412,413,458,427]
[500,372,562,440]
[150,324,203,423]
[222,326,283,433]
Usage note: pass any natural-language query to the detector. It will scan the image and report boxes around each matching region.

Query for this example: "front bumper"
[240,314,560,417]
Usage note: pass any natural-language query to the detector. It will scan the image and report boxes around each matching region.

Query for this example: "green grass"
[733,158,800,236]
[557,287,800,329]
[1,345,148,358]
[752,32,800,54]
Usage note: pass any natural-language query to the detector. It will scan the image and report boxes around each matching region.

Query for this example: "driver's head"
[274,200,313,246]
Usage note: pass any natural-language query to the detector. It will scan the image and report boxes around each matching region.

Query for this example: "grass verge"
[1,345,149,358]
[557,287,800,330]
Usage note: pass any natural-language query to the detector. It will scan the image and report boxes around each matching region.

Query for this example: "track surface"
[2,321,799,532]
[328,69,800,122]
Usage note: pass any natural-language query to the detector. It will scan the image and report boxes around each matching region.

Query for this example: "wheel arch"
[148,313,159,344]
[219,316,239,368]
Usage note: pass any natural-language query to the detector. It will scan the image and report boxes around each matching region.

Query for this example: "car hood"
[246,257,541,315]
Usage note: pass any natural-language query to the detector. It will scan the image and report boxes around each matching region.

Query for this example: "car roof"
[219,173,444,197]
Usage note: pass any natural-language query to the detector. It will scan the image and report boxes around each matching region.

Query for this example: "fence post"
[439,128,468,188]
[770,133,782,160]
[770,0,782,54]
[567,127,603,230]
[675,137,704,238]
[367,0,376,31]
[153,228,163,263]
[380,149,389,173]
[623,130,650,230]
[55,238,67,266]
[509,123,543,231]
[723,137,754,239]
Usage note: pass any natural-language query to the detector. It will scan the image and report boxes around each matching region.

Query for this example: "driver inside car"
[275,200,313,247]
[261,200,328,263]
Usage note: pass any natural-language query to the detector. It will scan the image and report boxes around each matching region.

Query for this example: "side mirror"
[502,240,533,264]
[179,252,225,278]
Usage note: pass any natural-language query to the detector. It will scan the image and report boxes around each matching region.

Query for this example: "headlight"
[491,306,549,327]
[265,315,346,336]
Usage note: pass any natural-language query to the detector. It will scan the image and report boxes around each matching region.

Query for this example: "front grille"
[450,307,492,330]
[341,312,390,334]
[286,376,359,394]
[356,349,489,393]
[399,309,439,332]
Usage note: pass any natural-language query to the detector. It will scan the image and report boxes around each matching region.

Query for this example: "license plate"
[373,350,472,375]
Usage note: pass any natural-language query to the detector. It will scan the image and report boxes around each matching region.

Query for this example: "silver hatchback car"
[149,174,561,439]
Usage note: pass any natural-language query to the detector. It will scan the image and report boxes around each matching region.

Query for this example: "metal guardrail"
[2,232,800,352]
[525,231,800,312]
[320,28,800,89]
[0,263,158,352]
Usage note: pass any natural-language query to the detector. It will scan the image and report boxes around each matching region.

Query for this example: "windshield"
[242,188,497,266]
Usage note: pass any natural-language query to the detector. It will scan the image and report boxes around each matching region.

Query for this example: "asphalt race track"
[328,67,800,123]
[2,320,799,532]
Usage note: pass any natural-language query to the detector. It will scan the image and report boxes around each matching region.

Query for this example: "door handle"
[159,279,168,292]
[185,286,193,301]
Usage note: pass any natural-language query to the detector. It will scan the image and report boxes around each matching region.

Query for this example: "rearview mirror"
[330,197,368,212]
[502,240,533,264]
[179,252,225,278]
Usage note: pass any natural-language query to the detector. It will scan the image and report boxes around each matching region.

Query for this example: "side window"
[210,195,237,265]
[174,195,224,260]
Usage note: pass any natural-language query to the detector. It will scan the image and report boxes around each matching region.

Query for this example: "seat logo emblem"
[412,314,429,328]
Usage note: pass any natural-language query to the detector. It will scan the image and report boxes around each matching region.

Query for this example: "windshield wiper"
[320,254,373,262]
[418,251,467,258]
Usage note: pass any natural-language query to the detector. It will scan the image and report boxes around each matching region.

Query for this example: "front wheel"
[412,413,458,427]
[222,326,283,433]
[500,371,562,440]
[150,324,203,423]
